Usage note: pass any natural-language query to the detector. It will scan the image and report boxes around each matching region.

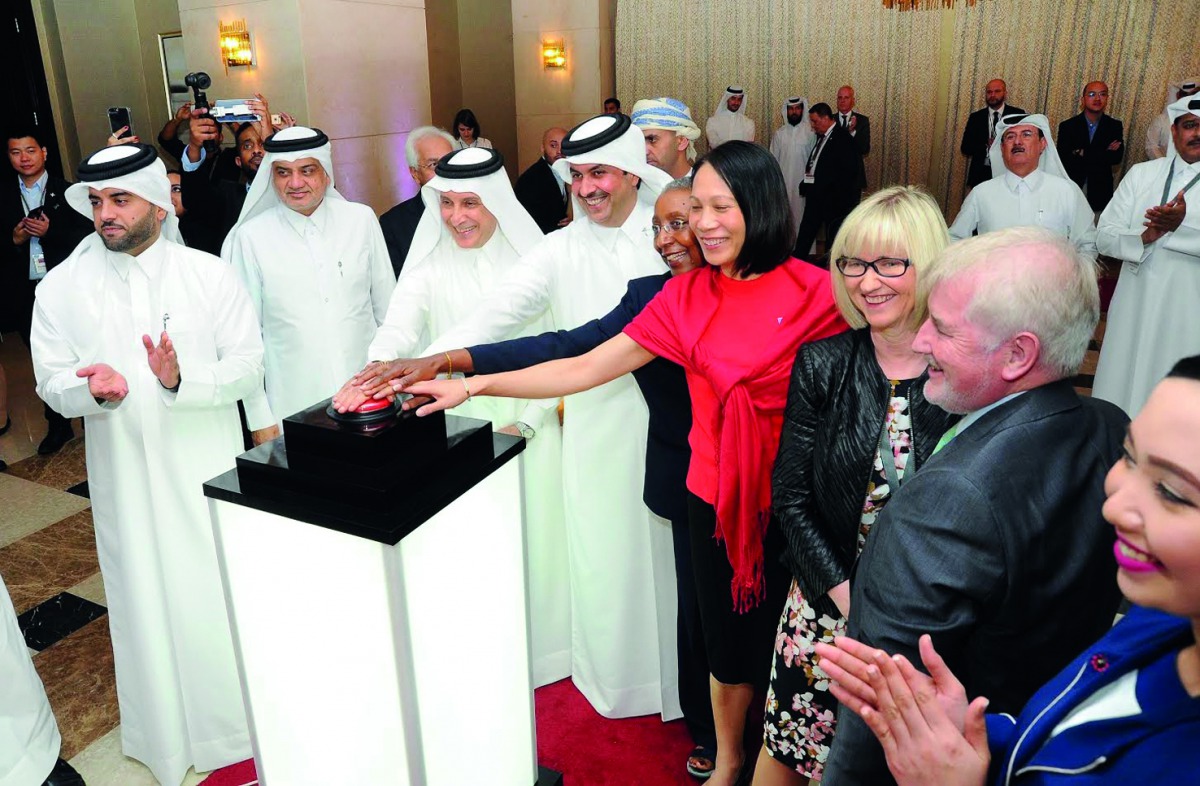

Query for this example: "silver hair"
[925,226,1098,380]
[404,126,456,169]
[663,176,692,192]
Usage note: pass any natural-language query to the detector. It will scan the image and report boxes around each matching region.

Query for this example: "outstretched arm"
[404,333,654,416]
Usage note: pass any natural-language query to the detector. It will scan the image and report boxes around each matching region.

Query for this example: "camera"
[185,71,212,111]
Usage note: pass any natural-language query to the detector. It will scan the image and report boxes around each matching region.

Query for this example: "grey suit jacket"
[823,380,1128,785]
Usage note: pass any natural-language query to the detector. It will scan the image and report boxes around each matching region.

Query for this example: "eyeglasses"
[835,256,911,277]
[651,219,689,237]
[417,159,440,172]
[1085,91,1109,98]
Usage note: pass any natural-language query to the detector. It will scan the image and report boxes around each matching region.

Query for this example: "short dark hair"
[690,140,793,277]
[604,97,621,110]
[6,127,47,148]
[165,166,183,177]
[452,108,481,140]
[234,122,257,145]
[809,102,833,119]
[1169,354,1200,382]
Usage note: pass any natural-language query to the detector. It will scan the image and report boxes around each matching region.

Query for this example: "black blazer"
[3,173,92,332]
[513,157,567,235]
[794,125,862,258]
[378,194,425,278]
[824,381,1128,785]
[469,273,691,522]
[772,330,957,618]
[840,111,871,158]
[960,104,1027,187]
[1057,112,1125,212]
[179,170,247,254]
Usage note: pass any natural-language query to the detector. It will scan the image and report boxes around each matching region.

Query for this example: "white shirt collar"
[586,199,653,251]
[279,196,330,237]
[1003,167,1044,192]
[107,233,168,282]
[956,391,1026,436]
[19,171,48,194]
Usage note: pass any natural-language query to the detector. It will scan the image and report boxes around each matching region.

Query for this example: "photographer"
[155,101,193,163]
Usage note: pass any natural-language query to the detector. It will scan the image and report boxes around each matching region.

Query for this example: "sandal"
[686,745,716,781]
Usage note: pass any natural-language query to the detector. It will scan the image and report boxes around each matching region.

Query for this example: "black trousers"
[672,514,716,749]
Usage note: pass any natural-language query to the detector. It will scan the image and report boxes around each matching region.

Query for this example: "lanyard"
[19,186,46,216]
[1160,161,1200,206]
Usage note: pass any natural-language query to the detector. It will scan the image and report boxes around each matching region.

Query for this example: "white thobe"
[1145,112,1171,160]
[706,113,755,148]
[369,234,571,686]
[423,204,681,721]
[949,169,1098,260]
[228,198,395,429]
[31,235,264,786]
[0,574,59,786]
[770,123,816,234]
[1093,156,1200,416]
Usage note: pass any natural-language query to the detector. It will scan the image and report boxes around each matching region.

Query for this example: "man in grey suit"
[822,226,1128,785]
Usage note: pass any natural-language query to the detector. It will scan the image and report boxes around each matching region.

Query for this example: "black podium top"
[203,408,525,546]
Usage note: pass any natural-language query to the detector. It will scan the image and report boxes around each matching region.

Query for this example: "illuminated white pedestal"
[204,420,554,785]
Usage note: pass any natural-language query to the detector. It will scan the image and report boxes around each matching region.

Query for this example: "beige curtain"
[616,0,1200,218]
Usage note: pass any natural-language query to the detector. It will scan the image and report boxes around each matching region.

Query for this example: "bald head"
[542,127,567,163]
[985,79,1008,109]
[1082,81,1109,117]
[836,86,855,114]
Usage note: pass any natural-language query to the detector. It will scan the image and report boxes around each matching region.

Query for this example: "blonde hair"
[924,226,1099,379]
[829,185,949,330]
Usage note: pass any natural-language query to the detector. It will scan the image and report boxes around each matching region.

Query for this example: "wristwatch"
[516,421,536,440]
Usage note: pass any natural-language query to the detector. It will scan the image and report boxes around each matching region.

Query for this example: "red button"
[354,398,392,414]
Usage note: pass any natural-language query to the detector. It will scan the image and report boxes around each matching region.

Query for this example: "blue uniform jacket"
[987,605,1200,784]
[468,273,692,522]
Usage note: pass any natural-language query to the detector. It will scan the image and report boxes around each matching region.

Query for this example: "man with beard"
[1058,81,1125,213]
[1093,95,1200,418]
[632,97,702,180]
[960,79,1026,187]
[180,112,268,249]
[1146,78,1198,159]
[950,114,1096,260]
[770,96,816,234]
[379,125,456,275]
[514,126,570,233]
[706,86,755,147]
[821,226,1126,785]
[30,143,264,785]
[344,114,682,723]
[224,126,394,442]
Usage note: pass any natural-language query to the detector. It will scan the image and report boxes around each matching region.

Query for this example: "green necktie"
[932,423,959,455]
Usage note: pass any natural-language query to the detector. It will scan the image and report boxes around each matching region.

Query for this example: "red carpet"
[200,678,696,785]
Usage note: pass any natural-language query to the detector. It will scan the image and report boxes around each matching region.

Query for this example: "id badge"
[31,252,48,280]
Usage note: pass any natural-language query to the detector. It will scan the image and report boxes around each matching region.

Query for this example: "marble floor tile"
[5,434,88,491]
[68,571,108,607]
[69,726,208,786]
[0,509,100,613]
[0,332,46,466]
[19,592,106,650]
[0,473,90,548]
[35,616,119,760]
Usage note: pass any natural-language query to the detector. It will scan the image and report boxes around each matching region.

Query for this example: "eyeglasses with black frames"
[835,256,911,278]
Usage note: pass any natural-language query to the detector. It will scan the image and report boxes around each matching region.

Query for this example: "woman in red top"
[407,141,846,785]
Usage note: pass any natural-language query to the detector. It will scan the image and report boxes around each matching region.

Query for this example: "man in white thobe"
[705,86,755,148]
[1,571,82,786]
[631,97,702,180]
[351,147,571,686]
[769,96,815,234]
[1094,96,1200,417]
[31,144,263,785]
[223,126,394,441]
[950,114,1097,260]
[379,114,680,720]
[1145,79,1198,160]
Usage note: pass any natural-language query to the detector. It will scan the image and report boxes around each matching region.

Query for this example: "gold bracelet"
[444,351,453,377]
[461,377,471,401]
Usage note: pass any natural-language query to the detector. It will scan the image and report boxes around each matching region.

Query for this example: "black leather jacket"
[771,328,958,616]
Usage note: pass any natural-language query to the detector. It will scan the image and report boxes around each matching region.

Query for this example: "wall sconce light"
[542,40,566,69]
[220,19,254,70]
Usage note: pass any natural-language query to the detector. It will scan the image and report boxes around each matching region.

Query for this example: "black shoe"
[37,423,74,455]
[42,757,85,786]
[0,458,7,472]
[0,416,10,436]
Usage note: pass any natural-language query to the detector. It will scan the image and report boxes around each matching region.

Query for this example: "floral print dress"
[762,378,915,780]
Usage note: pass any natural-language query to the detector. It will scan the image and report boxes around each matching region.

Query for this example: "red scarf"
[631,259,847,611]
